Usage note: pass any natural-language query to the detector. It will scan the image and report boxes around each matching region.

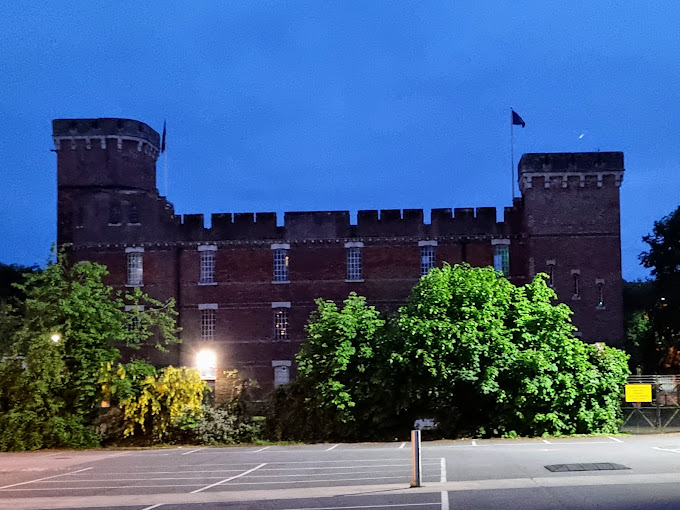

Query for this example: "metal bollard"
[411,429,422,487]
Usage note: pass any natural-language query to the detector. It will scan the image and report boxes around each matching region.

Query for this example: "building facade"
[54,118,625,398]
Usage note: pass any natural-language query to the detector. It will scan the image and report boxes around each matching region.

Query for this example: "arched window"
[109,204,121,225]
[128,204,139,224]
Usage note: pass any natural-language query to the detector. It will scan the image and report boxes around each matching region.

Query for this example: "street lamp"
[50,333,61,343]
[196,349,216,381]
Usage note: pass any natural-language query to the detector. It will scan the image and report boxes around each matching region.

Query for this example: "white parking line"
[326,444,339,451]
[399,442,406,449]
[652,447,680,454]
[190,463,267,493]
[181,448,203,456]
[0,467,93,490]
[276,504,436,510]
[542,439,551,444]
[253,446,272,453]
[471,440,477,446]
[141,505,163,510]
[440,457,449,510]
[608,436,624,443]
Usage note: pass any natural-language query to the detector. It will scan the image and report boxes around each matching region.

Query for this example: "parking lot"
[2,435,680,509]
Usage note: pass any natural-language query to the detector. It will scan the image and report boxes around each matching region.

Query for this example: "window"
[596,278,605,307]
[571,270,581,298]
[272,245,290,282]
[272,360,291,387]
[199,304,217,341]
[419,242,437,275]
[109,204,121,225]
[274,309,289,340]
[125,305,144,331]
[198,245,216,284]
[345,242,363,281]
[492,241,510,276]
[126,248,143,286]
[546,260,555,287]
[128,204,139,224]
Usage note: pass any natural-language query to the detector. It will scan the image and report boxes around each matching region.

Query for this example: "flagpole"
[164,151,168,197]
[510,108,515,200]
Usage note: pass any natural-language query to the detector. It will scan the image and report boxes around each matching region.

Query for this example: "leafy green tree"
[640,206,680,368]
[266,293,386,441]
[0,251,180,450]
[268,264,630,441]
[389,264,629,437]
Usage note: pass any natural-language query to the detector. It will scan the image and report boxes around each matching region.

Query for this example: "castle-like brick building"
[54,118,625,399]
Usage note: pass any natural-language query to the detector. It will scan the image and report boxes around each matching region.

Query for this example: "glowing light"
[196,349,217,381]
[50,333,61,343]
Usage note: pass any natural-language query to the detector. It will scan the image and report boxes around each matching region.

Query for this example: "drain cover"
[545,463,630,472]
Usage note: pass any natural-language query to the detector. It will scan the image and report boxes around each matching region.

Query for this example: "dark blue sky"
[1,1,676,280]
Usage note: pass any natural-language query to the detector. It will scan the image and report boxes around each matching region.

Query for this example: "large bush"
[267,264,630,440]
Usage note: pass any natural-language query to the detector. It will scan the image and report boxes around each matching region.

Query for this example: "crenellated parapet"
[519,152,624,192]
[171,206,518,243]
[52,118,160,159]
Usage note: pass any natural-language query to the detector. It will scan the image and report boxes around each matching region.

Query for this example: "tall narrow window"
[109,204,121,225]
[546,260,555,287]
[596,279,605,307]
[199,245,216,284]
[345,242,363,281]
[419,241,436,276]
[274,309,289,340]
[128,204,139,224]
[572,270,580,298]
[126,248,143,286]
[273,249,289,282]
[199,305,217,341]
[492,241,510,276]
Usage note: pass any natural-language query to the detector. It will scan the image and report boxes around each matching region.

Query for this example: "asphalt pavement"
[1,434,680,509]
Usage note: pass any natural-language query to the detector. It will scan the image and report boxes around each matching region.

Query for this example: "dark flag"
[511,110,526,128]
[161,120,167,153]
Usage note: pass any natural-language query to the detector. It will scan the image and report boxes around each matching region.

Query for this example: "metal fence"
[620,375,680,433]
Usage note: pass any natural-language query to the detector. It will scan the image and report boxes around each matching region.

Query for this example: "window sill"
[345,279,365,283]
[127,223,141,227]
[108,223,121,227]
[198,282,218,286]
[125,283,144,288]
[272,280,290,284]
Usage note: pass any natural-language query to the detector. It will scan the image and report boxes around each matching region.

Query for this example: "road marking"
[141,505,163,510]
[274,505,436,509]
[440,457,449,510]
[652,447,680,454]
[326,444,339,451]
[253,446,272,453]
[542,439,551,444]
[608,436,623,443]
[0,467,93,490]
[181,448,203,456]
[471,440,477,446]
[206,475,408,485]
[191,463,267,493]
[399,442,406,449]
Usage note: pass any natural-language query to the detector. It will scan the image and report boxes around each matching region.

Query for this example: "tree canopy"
[0,252,181,450]
[267,264,629,441]
[640,206,680,368]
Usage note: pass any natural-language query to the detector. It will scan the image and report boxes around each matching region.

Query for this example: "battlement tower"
[53,118,164,245]
[519,152,624,345]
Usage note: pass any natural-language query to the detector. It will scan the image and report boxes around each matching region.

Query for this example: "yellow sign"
[625,384,652,403]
